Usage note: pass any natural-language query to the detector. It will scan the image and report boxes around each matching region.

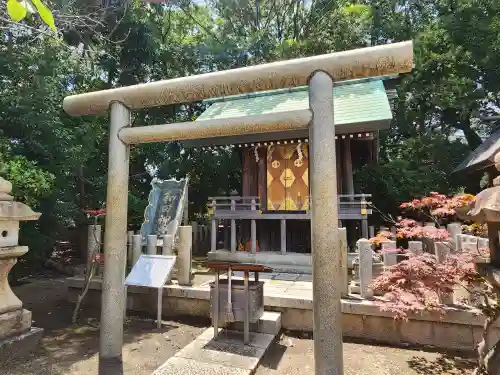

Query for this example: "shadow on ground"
[408,354,476,375]
[257,336,288,370]
[4,276,209,375]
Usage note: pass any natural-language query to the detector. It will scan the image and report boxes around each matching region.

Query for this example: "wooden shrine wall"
[241,141,345,212]
[266,144,309,211]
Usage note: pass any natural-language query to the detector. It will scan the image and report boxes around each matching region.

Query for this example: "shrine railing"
[207,194,372,254]
[207,194,372,220]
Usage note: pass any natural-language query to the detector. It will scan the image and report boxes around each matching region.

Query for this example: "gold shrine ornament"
[272,160,280,169]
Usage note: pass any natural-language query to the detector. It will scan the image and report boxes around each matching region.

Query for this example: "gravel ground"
[3,273,476,375]
[256,333,476,375]
[4,275,209,375]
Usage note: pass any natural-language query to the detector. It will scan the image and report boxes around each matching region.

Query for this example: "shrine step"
[227,311,282,336]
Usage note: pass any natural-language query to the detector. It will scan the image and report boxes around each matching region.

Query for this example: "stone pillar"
[100,101,130,360]
[339,228,348,297]
[358,239,373,299]
[178,226,192,286]
[408,241,423,256]
[434,241,453,305]
[381,241,398,267]
[162,234,173,256]
[132,235,142,265]
[250,199,257,254]
[447,223,461,251]
[127,230,134,269]
[192,221,199,255]
[147,235,157,255]
[455,234,465,252]
[309,71,343,375]
[434,241,451,263]
[0,179,43,359]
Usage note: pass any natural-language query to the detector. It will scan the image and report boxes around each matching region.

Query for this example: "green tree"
[355,133,471,221]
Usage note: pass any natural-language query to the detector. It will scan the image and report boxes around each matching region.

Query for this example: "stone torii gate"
[63,41,413,375]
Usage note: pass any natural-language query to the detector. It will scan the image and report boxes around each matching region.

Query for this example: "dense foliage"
[370,193,498,374]
[372,251,499,374]
[1,0,500,265]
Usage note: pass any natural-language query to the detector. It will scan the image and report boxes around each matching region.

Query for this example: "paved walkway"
[153,328,275,375]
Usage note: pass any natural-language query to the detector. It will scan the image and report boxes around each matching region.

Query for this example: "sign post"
[124,254,177,328]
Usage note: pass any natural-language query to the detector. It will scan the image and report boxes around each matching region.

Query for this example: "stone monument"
[0,177,43,359]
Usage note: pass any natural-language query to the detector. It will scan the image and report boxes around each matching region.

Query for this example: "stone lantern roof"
[0,178,41,220]
[0,177,41,249]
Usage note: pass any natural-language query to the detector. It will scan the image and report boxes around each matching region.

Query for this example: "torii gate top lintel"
[63,41,413,117]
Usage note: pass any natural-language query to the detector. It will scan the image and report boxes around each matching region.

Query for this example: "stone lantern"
[0,177,43,358]
[458,151,500,268]
[457,152,500,375]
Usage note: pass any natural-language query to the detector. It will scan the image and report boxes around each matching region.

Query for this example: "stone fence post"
[192,221,198,255]
[408,241,423,255]
[132,234,142,265]
[339,228,348,297]
[358,239,373,299]
[446,223,461,251]
[177,226,192,286]
[147,234,157,255]
[162,234,173,255]
[434,241,454,305]
[381,241,397,267]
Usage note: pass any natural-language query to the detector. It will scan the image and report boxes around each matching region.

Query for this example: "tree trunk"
[461,124,483,150]
[476,317,500,375]
[77,166,87,261]
[484,342,500,375]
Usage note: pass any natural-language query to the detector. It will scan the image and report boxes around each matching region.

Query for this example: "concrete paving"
[153,328,275,375]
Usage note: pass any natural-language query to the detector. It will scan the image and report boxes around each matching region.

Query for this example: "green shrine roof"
[184,77,397,147]
[196,79,393,127]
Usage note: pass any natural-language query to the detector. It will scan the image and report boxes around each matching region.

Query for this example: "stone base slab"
[153,328,274,375]
[0,327,43,362]
[0,309,32,339]
[226,311,282,336]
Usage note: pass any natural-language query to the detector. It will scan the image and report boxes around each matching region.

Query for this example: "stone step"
[227,311,282,336]
[153,328,275,375]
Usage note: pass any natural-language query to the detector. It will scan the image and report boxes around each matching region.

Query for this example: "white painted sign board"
[125,254,176,288]
[125,254,177,328]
